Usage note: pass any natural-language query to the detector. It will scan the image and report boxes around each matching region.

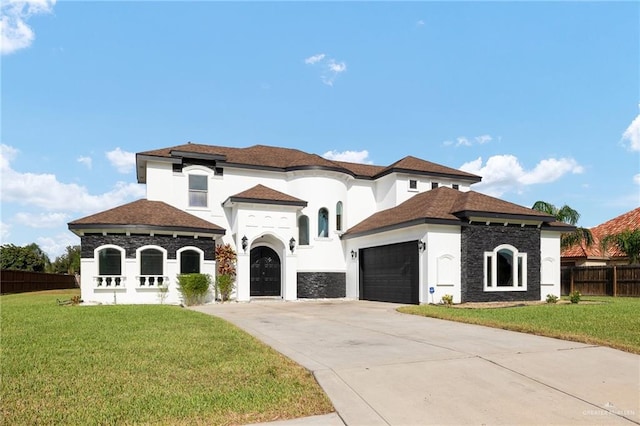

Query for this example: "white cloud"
[14,211,70,228]
[443,134,493,147]
[460,154,584,197]
[0,221,11,243]
[0,144,145,214]
[323,149,373,164]
[1,0,56,55]
[77,155,92,169]
[634,174,640,185]
[305,53,347,86]
[106,147,136,174]
[621,113,640,151]
[304,53,325,65]
[475,134,492,144]
[417,19,425,26]
[37,232,79,259]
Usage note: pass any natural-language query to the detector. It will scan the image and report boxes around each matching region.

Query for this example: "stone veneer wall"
[297,272,346,298]
[80,234,216,260]
[460,224,541,302]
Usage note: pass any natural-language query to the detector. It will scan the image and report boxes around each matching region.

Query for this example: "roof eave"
[342,217,461,240]
[68,223,225,237]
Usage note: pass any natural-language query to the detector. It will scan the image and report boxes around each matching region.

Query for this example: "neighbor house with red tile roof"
[562,207,640,266]
[69,142,573,305]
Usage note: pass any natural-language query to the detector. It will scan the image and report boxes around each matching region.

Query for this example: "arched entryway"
[250,246,281,296]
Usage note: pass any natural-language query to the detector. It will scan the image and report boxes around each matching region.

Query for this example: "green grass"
[398,297,640,354]
[1,290,333,425]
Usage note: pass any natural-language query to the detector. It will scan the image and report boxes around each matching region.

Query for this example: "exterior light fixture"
[418,241,426,252]
[289,237,296,253]
[351,250,358,259]
[241,235,248,252]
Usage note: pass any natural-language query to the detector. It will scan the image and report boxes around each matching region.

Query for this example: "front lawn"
[1,290,333,425]
[398,297,640,354]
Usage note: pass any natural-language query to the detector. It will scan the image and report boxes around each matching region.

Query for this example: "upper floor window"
[409,179,418,190]
[318,208,329,238]
[180,249,201,274]
[452,184,459,190]
[298,215,310,245]
[484,244,527,291]
[189,174,208,207]
[336,202,343,231]
[431,182,439,189]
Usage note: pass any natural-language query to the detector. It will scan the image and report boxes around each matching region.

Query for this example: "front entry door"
[250,246,281,296]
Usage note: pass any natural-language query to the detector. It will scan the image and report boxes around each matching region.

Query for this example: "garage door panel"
[359,241,419,304]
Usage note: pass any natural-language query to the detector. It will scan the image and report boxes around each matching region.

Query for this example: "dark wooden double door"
[250,246,281,296]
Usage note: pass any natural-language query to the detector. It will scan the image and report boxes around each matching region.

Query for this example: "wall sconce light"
[350,250,358,259]
[289,237,296,253]
[241,235,248,252]
[418,241,426,252]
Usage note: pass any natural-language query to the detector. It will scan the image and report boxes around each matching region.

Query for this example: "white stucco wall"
[424,225,462,304]
[79,255,216,305]
[540,230,562,300]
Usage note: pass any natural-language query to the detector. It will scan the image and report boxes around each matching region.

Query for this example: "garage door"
[359,241,419,304]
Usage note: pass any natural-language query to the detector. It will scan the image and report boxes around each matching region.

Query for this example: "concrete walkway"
[191,300,640,425]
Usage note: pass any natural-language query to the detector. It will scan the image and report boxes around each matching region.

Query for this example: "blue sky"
[2,1,639,259]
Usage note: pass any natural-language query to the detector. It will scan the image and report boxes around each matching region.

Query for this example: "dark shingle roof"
[68,199,225,235]
[223,184,307,207]
[344,187,564,238]
[137,143,481,182]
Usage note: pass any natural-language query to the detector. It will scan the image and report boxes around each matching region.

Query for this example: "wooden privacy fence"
[1,270,78,295]
[561,265,640,297]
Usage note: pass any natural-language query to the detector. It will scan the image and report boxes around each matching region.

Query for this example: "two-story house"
[68,142,572,305]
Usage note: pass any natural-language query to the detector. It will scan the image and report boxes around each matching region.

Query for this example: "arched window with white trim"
[318,208,329,238]
[96,245,124,287]
[298,215,310,245]
[484,244,527,291]
[179,248,202,274]
[336,201,343,232]
[137,246,167,287]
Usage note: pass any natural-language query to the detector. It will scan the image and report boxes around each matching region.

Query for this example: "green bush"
[216,274,235,302]
[546,294,559,304]
[569,290,581,304]
[176,273,211,306]
[441,294,454,307]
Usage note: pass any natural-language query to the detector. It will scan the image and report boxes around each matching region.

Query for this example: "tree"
[603,229,640,264]
[531,201,594,250]
[51,245,81,274]
[0,243,51,272]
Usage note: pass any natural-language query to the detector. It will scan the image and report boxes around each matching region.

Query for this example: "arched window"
[318,208,329,238]
[139,248,164,286]
[336,201,343,231]
[484,244,527,291]
[298,215,310,245]
[180,249,201,274]
[97,247,123,287]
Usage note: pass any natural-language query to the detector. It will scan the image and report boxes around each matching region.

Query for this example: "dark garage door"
[359,241,419,304]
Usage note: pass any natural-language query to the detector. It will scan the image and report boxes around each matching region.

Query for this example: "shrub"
[441,294,454,307]
[546,294,559,304]
[569,290,581,304]
[176,273,211,306]
[216,274,234,302]
[215,243,237,302]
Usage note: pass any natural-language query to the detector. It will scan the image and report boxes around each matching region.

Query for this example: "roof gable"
[223,184,307,207]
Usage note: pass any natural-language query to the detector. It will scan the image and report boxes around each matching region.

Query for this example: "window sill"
[314,237,334,242]
[484,287,527,292]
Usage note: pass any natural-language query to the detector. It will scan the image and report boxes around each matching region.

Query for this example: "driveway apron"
[191,300,640,426]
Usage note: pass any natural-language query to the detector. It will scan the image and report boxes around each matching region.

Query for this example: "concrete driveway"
[191,300,640,425]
